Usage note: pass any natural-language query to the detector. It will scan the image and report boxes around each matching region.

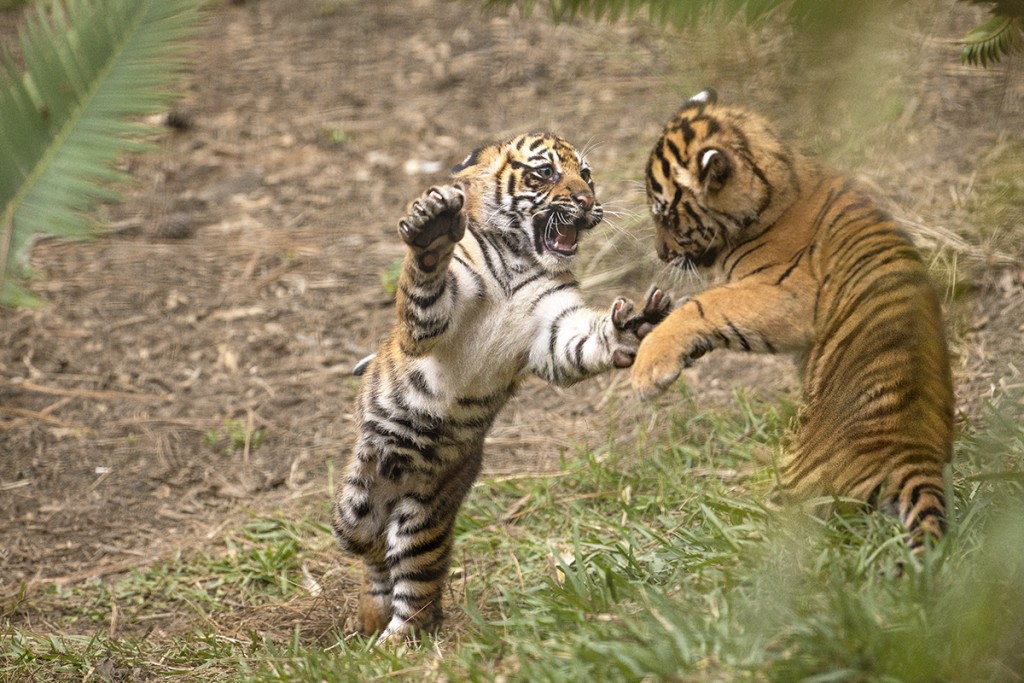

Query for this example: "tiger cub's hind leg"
[775,446,948,555]
[882,465,948,552]
[358,559,394,636]
[375,497,459,645]
[332,459,396,637]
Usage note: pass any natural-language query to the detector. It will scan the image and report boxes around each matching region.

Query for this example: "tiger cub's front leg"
[533,285,671,385]
[631,282,814,400]
[396,185,467,355]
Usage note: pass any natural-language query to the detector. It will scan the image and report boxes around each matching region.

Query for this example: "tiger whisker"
[578,136,604,161]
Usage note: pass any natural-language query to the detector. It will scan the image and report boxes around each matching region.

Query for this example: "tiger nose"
[572,192,595,211]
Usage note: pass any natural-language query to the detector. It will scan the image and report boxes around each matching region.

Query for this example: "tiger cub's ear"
[452,145,486,174]
[698,148,730,192]
[689,88,717,106]
[677,88,718,117]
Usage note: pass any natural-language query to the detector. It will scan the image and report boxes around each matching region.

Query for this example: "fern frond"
[0,0,199,307]
[960,13,1024,66]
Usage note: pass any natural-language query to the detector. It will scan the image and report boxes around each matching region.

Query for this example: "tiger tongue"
[549,224,578,252]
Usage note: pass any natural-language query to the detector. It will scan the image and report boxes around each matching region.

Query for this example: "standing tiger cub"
[333,132,670,644]
[633,89,953,548]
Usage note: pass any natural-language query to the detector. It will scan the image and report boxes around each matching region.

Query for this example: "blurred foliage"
[484,0,1024,66]
[484,0,902,27]
[960,1,1024,66]
[0,0,199,307]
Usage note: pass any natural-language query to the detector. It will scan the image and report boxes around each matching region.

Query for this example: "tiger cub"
[632,89,953,548]
[333,132,670,644]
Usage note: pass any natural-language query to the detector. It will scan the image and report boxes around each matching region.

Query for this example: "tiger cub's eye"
[533,164,556,181]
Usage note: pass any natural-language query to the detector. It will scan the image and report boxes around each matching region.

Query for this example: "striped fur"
[333,132,670,644]
[632,90,954,549]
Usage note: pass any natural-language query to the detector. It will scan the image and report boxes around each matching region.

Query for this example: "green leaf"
[960,13,1024,66]
[0,0,199,307]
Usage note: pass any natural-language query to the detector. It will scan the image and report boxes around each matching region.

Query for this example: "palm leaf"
[960,13,1024,67]
[0,0,199,307]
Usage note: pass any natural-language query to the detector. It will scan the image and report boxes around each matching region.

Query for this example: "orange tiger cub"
[632,89,954,548]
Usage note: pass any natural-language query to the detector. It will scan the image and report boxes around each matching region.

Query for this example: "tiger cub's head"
[453,132,602,273]
[646,89,799,270]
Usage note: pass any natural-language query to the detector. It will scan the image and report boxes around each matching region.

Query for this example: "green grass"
[3,391,1023,682]
[965,136,1024,264]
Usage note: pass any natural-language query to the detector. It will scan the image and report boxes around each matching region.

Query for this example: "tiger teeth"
[545,223,577,254]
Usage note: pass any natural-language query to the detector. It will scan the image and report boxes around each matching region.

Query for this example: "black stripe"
[411,318,450,343]
[907,481,945,508]
[334,534,373,555]
[441,412,496,432]
[401,280,446,309]
[386,527,453,567]
[664,137,685,166]
[391,565,449,585]
[466,235,496,272]
[452,254,486,296]
[364,419,421,453]
[378,453,411,480]
[493,157,509,205]
[573,337,587,368]
[345,475,370,490]
[809,182,853,235]
[457,382,515,407]
[691,298,706,318]
[815,270,920,357]
[408,369,435,397]
[725,317,751,351]
[510,270,544,294]
[547,305,582,361]
[680,199,701,225]
[724,215,779,256]
[660,153,671,184]
[391,591,429,605]
[774,247,806,286]
[724,241,768,279]
[531,279,578,306]
[474,227,512,284]
[402,303,448,330]
[830,247,921,307]
[677,120,695,146]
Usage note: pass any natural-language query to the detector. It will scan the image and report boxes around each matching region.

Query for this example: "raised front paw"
[630,325,693,400]
[607,287,672,368]
[398,185,466,271]
[613,286,672,339]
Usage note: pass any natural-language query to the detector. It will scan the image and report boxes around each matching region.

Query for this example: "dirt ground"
[1,0,1021,635]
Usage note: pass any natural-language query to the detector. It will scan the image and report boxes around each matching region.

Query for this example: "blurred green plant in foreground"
[485,0,1024,67]
[0,0,199,307]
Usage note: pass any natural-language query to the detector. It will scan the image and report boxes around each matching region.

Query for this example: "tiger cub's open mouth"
[533,211,592,258]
